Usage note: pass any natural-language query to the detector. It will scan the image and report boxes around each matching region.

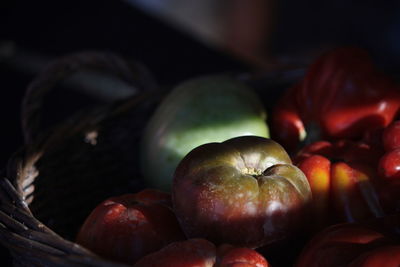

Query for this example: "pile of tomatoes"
[76,47,400,266]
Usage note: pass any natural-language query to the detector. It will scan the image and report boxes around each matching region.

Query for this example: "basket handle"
[21,51,158,145]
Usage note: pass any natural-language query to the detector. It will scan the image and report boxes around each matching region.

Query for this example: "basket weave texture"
[0,51,300,266]
[0,51,165,266]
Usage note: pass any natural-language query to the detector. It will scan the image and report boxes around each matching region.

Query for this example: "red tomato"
[76,189,185,265]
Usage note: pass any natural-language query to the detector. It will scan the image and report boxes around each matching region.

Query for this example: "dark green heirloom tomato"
[172,136,312,248]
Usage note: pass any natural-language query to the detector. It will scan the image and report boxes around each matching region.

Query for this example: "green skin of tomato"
[140,76,269,191]
[172,136,312,248]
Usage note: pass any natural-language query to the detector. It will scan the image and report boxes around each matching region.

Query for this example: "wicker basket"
[0,51,302,266]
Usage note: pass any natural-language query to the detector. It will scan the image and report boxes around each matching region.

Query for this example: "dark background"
[0,1,249,168]
[2,0,400,265]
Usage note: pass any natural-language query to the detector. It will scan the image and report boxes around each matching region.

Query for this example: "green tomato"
[140,75,269,191]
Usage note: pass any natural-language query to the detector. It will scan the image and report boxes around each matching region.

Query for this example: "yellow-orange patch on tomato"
[298,155,330,195]
[309,168,330,193]
[331,162,355,191]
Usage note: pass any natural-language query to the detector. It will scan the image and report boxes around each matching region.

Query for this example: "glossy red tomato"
[272,47,400,153]
[76,189,185,265]
[378,149,400,181]
[296,223,400,267]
